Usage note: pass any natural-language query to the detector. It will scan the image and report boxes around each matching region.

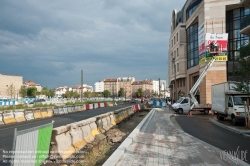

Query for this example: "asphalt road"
[176,116,250,164]
[0,103,133,165]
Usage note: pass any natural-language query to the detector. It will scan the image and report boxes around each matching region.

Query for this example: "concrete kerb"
[209,118,250,135]
[103,108,156,166]
[169,113,250,166]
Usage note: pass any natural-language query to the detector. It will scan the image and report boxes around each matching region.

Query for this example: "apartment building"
[23,80,42,92]
[117,77,135,99]
[103,78,118,97]
[168,0,249,104]
[0,74,23,99]
[94,81,104,92]
[131,80,153,97]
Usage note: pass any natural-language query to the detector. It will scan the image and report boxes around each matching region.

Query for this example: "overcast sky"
[0,0,186,89]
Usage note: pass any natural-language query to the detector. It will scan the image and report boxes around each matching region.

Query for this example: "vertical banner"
[198,23,205,64]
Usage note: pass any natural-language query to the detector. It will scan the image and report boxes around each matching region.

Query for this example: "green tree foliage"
[91,92,98,97]
[27,87,37,97]
[62,90,78,98]
[84,91,90,98]
[103,90,110,98]
[41,87,49,96]
[118,88,125,97]
[19,86,27,98]
[136,88,144,98]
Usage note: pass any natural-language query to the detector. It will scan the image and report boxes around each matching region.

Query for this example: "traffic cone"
[189,111,192,116]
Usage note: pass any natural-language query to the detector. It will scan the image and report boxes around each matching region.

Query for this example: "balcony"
[240,14,250,36]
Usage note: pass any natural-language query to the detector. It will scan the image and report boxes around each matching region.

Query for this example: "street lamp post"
[172,58,176,102]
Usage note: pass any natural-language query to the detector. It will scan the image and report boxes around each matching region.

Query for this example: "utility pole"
[81,70,83,103]
[158,78,160,98]
[112,83,114,101]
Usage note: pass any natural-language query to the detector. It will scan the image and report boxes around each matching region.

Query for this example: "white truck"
[172,55,216,115]
[212,82,249,125]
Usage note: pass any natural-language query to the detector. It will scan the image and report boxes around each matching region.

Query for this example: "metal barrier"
[12,121,54,166]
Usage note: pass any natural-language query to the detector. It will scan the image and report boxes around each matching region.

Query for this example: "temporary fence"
[12,121,54,166]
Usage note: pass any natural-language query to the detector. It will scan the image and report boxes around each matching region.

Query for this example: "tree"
[136,88,144,98]
[103,90,110,98]
[27,87,37,97]
[233,43,250,128]
[118,88,125,97]
[19,86,27,98]
[41,87,49,96]
[6,84,16,99]
[91,92,98,98]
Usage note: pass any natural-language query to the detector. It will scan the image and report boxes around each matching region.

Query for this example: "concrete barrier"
[24,109,35,120]
[67,106,72,113]
[105,113,114,128]
[95,116,106,133]
[0,112,5,125]
[68,122,86,151]
[33,109,43,119]
[47,108,54,117]
[75,105,81,111]
[63,107,68,114]
[100,103,105,108]
[50,126,76,161]
[89,120,100,136]
[71,106,76,112]
[40,108,49,117]
[2,110,16,124]
[58,107,64,115]
[79,118,95,143]
[109,112,116,125]
[101,115,110,131]
[14,109,26,122]
[53,107,60,115]
[89,104,93,110]
[94,103,98,109]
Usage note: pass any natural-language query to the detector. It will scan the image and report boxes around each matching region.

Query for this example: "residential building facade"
[55,86,72,98]
[0,74,23,99]
[168,0,249,104]
[117,77,135,99]
[152,80,167,95]
[94,81,104,92]
[131,80,153,97]
[23,80,42,92]
[103,78,118,97]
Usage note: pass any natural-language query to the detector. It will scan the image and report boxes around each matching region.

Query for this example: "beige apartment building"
[103,78,118,97]
[0,74,23,99]
[117,77,135,99]
[168,0,249,104]
[131,80,153,98]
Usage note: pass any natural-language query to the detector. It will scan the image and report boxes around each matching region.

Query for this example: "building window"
[174,37,175,45]
[187,23,198,69]
[183,78,185,87]
[177,48,179,57]
[226,7,249,81]
[177,33,178,41]
[186,0,202,20]
[177,63,179,72]
[180,78,182,87]
[172,39,173,47]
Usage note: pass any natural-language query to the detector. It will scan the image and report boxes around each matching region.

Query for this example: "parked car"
[130,98,136,103]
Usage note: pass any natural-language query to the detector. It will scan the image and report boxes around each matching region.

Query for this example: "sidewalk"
[104,108,249,166]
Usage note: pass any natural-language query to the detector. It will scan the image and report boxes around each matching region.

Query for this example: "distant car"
[29,99,45,104]
[130,99,136,103]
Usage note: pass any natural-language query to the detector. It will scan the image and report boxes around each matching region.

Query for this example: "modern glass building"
[168,0,249,104]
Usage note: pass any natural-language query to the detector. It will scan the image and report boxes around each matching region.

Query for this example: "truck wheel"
[217,113,224,120]
[231,115,238,126]
[178,108,183,114]
[204,109,209,115]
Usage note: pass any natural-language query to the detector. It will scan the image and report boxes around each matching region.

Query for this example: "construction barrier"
[89,104,93,110]
[71,106,76,112]
[86,104,90,110]
[40,108,49,118]
[50,126,76,161]
[63,107,68,114]
[100,103,105,107]
[33,109,43,119]
[53,107,60,115]
[58,107,64,115]
[47,108,54,117]
[67,106,73,113]
[75,105,81,111]
[68,122,86,152]
[2,110,16,124]
[14,109,26,122]
[79,118,95,143]
[94,103,99,109]
[0,112,5,125]
[132,104,141,112]
[24,109,35,120]
[95,115,106,133]
[89,120,100,136]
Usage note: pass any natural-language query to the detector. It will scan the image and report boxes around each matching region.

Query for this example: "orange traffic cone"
[189,111,192,116]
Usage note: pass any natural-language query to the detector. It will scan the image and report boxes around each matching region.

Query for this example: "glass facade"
[226,7,249,81]
[187,23,199,69]
[186,0,202,20]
